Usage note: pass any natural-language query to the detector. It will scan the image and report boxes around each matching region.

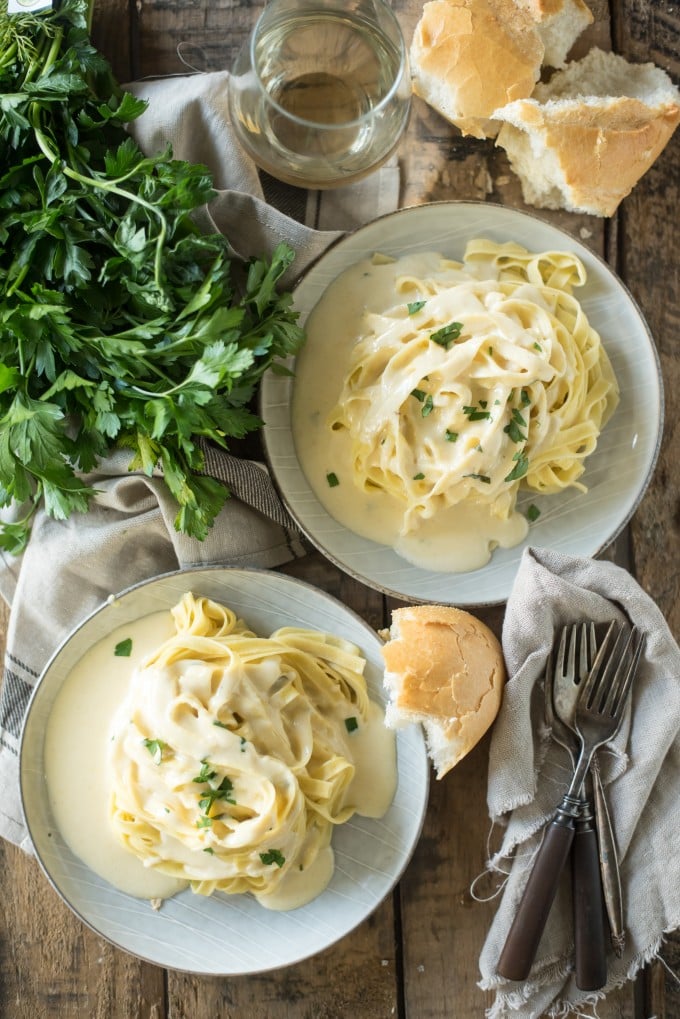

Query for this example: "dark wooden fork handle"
[497,799,579,982]
[573,800,608,990]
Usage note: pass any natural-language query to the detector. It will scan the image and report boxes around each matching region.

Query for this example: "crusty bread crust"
[515,0,593,68]
[410,0,544,139]
[381,605,506,778]
[494,49,680,216]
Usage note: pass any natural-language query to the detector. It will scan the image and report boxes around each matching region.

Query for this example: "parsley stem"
[28,105,169,293]
[6,263,30,298]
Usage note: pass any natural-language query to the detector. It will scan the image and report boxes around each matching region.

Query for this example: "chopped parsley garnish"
[192,759,237,816]
[196,816,212,829]
[407,300,426,314]
[193,761,218,784]
[505,451,529,482]
[203,847,215,854]
[260,849,286,868]
[520,389,531,408]
[527,503,541,523]
[142,738,166,765]
[198,776,237,815]
[462,405,492,422]
[464,473,491,484]
[430,321,463,348]
[504,408,528,443]
[326,472,340,488]
[422,394,434,417]
[411,388,426,402]
[213,720,229,729]
[345,716,359,733]
[533,342,543,352]
[240,737,247,752]
[413,472,425,480]
[114,638,133,657]
[445,430,459,442]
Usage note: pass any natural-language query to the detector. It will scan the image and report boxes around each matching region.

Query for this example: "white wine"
[229,3,410,188]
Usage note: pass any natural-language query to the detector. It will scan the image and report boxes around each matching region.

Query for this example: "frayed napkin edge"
[479,927,680,1019]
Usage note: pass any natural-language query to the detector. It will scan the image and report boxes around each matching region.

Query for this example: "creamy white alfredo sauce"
[291,251,530,572]
[44,612,396,911]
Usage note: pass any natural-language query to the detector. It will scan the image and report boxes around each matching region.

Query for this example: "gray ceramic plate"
[261,201,663,605]
[20,567,429,974]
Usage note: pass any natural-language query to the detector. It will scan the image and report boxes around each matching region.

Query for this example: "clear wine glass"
[228,0,412,189]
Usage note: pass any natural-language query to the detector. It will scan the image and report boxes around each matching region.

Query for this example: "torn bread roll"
[409,0,592,139]
[381,605,506,779]
[494,47,680,216]
[410,0,544,139]
[514,0,593,69]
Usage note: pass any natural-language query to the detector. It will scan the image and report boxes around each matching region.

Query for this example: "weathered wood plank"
[616,2,680,1014]
[135,0,259,78]
[90,0,134,82]
[0,842,166,1019]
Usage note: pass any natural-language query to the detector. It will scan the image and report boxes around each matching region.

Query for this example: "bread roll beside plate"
[409,0,592,139]
[381,605,506,779]
[494,47,680,216]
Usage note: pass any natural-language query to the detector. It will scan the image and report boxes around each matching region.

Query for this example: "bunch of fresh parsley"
[0,0,304,554]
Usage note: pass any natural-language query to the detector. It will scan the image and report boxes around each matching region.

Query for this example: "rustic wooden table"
[1,0,678,1016]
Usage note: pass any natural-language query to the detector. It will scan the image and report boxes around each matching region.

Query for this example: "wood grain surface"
[0,0,678,1016]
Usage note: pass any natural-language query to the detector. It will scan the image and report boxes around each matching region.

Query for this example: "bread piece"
[494,47,680,216]
[515,0,593,68]
[381,605,506,779]
[409,0,544,139]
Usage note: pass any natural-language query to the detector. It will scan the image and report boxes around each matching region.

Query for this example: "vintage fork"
[551,622,611,991]
[552,623,626,967]
[497,622,645,983]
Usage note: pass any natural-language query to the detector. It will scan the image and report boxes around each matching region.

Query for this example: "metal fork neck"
[554,794,584,827]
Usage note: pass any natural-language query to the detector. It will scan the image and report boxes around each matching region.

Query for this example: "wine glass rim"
[248,4,410,131]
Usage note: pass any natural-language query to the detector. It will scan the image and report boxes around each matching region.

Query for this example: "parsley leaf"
[462,405,492,422]
[504,408,528,444]
[260,849,286,868]
[142,738,166,765]
[430,321,463,348]
[505,451,529,482]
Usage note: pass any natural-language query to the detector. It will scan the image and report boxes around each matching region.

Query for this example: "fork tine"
[578,619,619,708]
[589,625,631,712]
[555,624,570,680]
[604,628,646,720]
[577,622,589,684]
[588,622,597,668]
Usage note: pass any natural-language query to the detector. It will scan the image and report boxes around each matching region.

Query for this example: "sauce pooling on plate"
[44,595,397,910]
[292,243,618,572]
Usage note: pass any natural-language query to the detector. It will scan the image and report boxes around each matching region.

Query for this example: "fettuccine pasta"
[293,239,618,571]
[108,593,394,909]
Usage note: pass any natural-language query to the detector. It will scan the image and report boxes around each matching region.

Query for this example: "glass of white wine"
[228,0,412,189]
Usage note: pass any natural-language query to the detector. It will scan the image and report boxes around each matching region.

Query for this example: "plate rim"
[20,564,430,975]
[261,200,665,606]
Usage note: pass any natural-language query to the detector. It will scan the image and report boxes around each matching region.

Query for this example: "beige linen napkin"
[0,69,401,850]
[479,547,680,1018]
